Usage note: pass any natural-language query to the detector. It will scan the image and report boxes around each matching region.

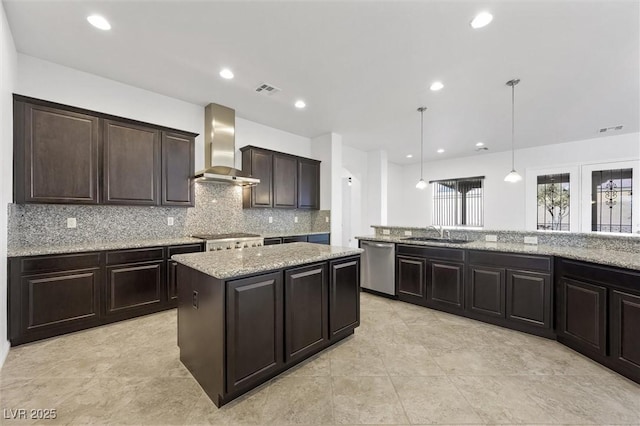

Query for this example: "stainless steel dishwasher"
[360,240,396,296]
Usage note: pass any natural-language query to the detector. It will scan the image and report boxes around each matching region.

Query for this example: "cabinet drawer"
[106,247,164,265]
[283,235,308,243]
[307,234,330,245]
[168,244,203,257]
[468,250,551,272]
[21,252,101,274]
[397,244,465,262]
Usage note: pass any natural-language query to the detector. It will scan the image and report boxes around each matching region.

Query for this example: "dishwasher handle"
[361,241,395,249]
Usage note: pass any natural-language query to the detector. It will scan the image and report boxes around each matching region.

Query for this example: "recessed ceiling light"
[475,142,484,147]
[87,15,111,30]
[430,81,444,91]
[437,149,445,154]
[406,154,413,158]
[219,68,234,79]
[470,12,493,29]
[294,100,306,109]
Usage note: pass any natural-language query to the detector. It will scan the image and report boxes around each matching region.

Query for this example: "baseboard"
[0,339,10,369]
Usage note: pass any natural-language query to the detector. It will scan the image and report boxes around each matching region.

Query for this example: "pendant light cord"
[511,82,515,170]
[420,108,424,179]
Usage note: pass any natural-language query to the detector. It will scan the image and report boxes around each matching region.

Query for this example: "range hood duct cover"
[194,103,260,186]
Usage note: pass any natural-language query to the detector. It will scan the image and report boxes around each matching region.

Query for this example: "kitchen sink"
[402,236,469,244]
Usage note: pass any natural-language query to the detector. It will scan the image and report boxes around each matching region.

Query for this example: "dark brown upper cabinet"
[13,95,197,207]
[297,158,320,210]
[103,120,160,205]
[14,100,100,204]
[241,146,320,210]
[273,153,298,208]
[242,147,273,208]
[161,131,195,206]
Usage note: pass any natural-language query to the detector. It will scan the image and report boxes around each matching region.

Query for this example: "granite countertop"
[261,231,330,238]
[8,237,204,258]
[356,235,640,272]
[173,242,363,279]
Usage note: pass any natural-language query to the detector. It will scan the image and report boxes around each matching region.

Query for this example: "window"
[591,168,633,233]
[537,173,570,231]
[431,176,484,227]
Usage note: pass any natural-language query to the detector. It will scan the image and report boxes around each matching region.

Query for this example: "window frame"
[526,165,580,232]
[430,176,485,228]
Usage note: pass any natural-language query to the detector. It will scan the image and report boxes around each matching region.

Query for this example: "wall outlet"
[269,216,273,224]
[167,217,174,226]
[524,236,538,245]
[325,216,329,223]
[66,218,77,229]
[404,230,412,236]
[485,234,497,242]
[294,216,298,223]
[382,229,390,235]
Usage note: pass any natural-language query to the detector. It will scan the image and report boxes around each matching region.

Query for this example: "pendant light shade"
[504,79,522,183]
[416,107,427,189]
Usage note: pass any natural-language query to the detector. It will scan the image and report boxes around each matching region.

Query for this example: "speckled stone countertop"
[173,242,363,279]
[261,231,330,238]
[8,237,204,258]
[356,236,640,272]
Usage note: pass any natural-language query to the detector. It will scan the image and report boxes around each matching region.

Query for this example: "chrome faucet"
[427,225,445,239]
[444,229,451,240]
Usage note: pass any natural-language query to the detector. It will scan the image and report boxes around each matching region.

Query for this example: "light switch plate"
[485,234,497,242]
[404,230,412,236]
[167,217,174,226]
[382,229,390,235]
[269,217,273,223]
[524,236,538,245]
[67,218,77,229]
[294,216,298,223]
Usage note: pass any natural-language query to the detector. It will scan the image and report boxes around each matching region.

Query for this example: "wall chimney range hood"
[194,103,260,186]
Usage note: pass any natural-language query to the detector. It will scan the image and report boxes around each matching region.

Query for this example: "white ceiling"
[4,0,639,164]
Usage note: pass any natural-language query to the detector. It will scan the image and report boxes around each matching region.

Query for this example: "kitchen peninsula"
[173,242,362,407]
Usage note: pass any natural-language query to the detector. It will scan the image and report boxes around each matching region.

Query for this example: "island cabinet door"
[329,257,360,339]
[611,290,640,381]
[284,263,328,363]
[226,272,283,395]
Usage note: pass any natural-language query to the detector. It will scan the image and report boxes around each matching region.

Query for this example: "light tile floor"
[1,291,639,425]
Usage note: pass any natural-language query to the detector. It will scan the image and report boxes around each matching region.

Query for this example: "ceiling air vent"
[598,125,624,133]
[255,83,282,96]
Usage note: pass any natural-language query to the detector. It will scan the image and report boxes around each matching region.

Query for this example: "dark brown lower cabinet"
[506,270,551,329]
[428,261,464,313]
[105,262,163,315]
[397,255,427,305]
[9,243,202,345]
[167,244,204,305]
[8,252,102,345]
[558,277,607,356]
[226,272,284,395]
[611,290,640,380]
[466,265,505,318]
[307,233,330,245]
[285,263,328,362]
[263,237,282,245]
[329,257,361,339]
[283,235,308,243]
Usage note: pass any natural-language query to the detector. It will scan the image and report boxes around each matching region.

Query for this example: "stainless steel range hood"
[194,103,260,186]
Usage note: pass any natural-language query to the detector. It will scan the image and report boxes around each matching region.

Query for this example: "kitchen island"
[172,242,363,407]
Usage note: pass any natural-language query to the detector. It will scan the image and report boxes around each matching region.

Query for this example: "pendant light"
[504,78,522,183]
[416,107,428,189]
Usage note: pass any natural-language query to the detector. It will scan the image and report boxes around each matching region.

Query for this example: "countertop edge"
[355,235,640,272]
[8,237,204,258]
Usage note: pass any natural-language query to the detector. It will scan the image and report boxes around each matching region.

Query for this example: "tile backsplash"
[8,182,330,249]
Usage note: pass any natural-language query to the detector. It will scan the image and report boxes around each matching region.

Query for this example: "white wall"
[311,133,342,244]
[234,117,311,169]
[366,150,388,227]
[388,132,640,230]
[1,1,17,367]
[387,162,404,225]
[342,145,368,246]
[16,54,314,180]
